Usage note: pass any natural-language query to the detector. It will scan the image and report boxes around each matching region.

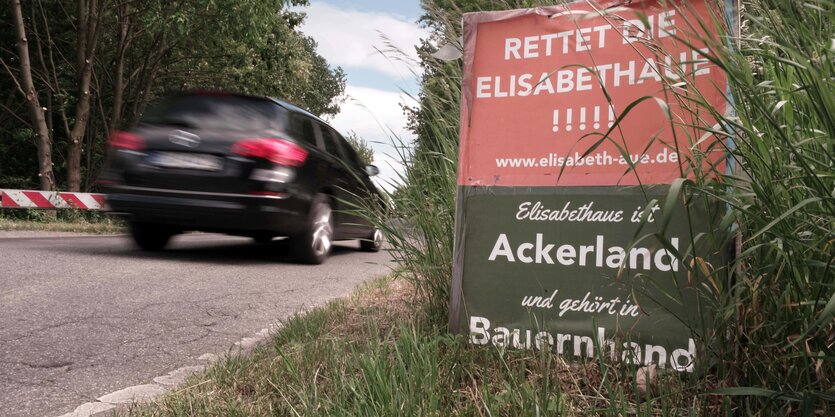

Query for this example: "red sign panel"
[458,0,728,187]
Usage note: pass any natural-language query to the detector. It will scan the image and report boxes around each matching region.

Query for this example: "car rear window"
[288,115,318,147]
[140,95,282,130]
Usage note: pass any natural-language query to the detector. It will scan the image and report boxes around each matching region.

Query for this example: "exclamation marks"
[565,109,573,131]
[579,107,587,130]
[552,109,559,132]
[553,105,616,133]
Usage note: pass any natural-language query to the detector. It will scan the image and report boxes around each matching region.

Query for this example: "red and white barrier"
[0,189,106,210]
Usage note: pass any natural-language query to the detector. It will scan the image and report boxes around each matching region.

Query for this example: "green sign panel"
[451,186,723,371]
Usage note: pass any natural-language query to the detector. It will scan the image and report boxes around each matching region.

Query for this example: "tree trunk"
[109,1,129,132]
[9,0,55,191]
[67,0,100,191]
[127,34,167,126]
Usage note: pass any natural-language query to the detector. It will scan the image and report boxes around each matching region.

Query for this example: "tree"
[67,0,102,191]
[0,0,345,191]
[4,0,55,191]
[133,0,345,117]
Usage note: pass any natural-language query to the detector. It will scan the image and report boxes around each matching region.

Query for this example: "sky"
[292,1,429,188]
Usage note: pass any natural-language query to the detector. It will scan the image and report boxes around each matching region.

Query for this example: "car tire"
[360,228,383,252]
[130,222,173,251]
[293,194,334,264]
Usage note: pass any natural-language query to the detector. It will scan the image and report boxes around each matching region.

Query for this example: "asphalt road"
[0,232,392,417]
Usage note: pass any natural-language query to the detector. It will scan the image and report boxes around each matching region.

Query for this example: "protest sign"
[450,0,733,371]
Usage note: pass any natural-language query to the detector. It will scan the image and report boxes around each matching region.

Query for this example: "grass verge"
[0,210,125,234]
[119,276,724,417]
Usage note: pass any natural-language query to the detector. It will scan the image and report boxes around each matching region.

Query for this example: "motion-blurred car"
[99,91,383,264]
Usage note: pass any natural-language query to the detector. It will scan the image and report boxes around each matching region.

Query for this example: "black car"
[99,91,384,264]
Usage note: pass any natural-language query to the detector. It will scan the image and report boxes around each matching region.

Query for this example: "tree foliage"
[344,131,374,166]
[0,0,345,191]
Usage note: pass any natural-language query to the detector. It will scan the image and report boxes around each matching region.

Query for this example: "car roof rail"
[270,98,326,122]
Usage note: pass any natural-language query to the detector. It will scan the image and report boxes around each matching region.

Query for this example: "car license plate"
[149,152,223,171]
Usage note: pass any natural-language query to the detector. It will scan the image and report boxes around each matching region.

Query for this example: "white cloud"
[328,85,415,149]
[297,3,428,78]
[295,3,425,189]
[324,85,414,190]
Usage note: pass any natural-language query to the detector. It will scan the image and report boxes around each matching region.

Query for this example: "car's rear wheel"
[360,228,383,252]
[293,194,333,264]
[130,222,173,251]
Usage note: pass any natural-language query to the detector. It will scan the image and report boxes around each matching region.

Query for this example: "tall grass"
[611,0,835,413]
[362,41,463,323]
[691,0,834,413]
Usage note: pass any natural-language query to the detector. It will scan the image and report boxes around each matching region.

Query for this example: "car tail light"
[108,131,145,150]
[231,138,308,167]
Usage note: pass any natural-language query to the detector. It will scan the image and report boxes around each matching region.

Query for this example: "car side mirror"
[365,164,380,176]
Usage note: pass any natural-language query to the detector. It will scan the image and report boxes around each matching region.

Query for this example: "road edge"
[55,321,287,417]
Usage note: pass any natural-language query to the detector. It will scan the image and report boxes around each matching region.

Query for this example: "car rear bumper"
[105,185,307,235]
